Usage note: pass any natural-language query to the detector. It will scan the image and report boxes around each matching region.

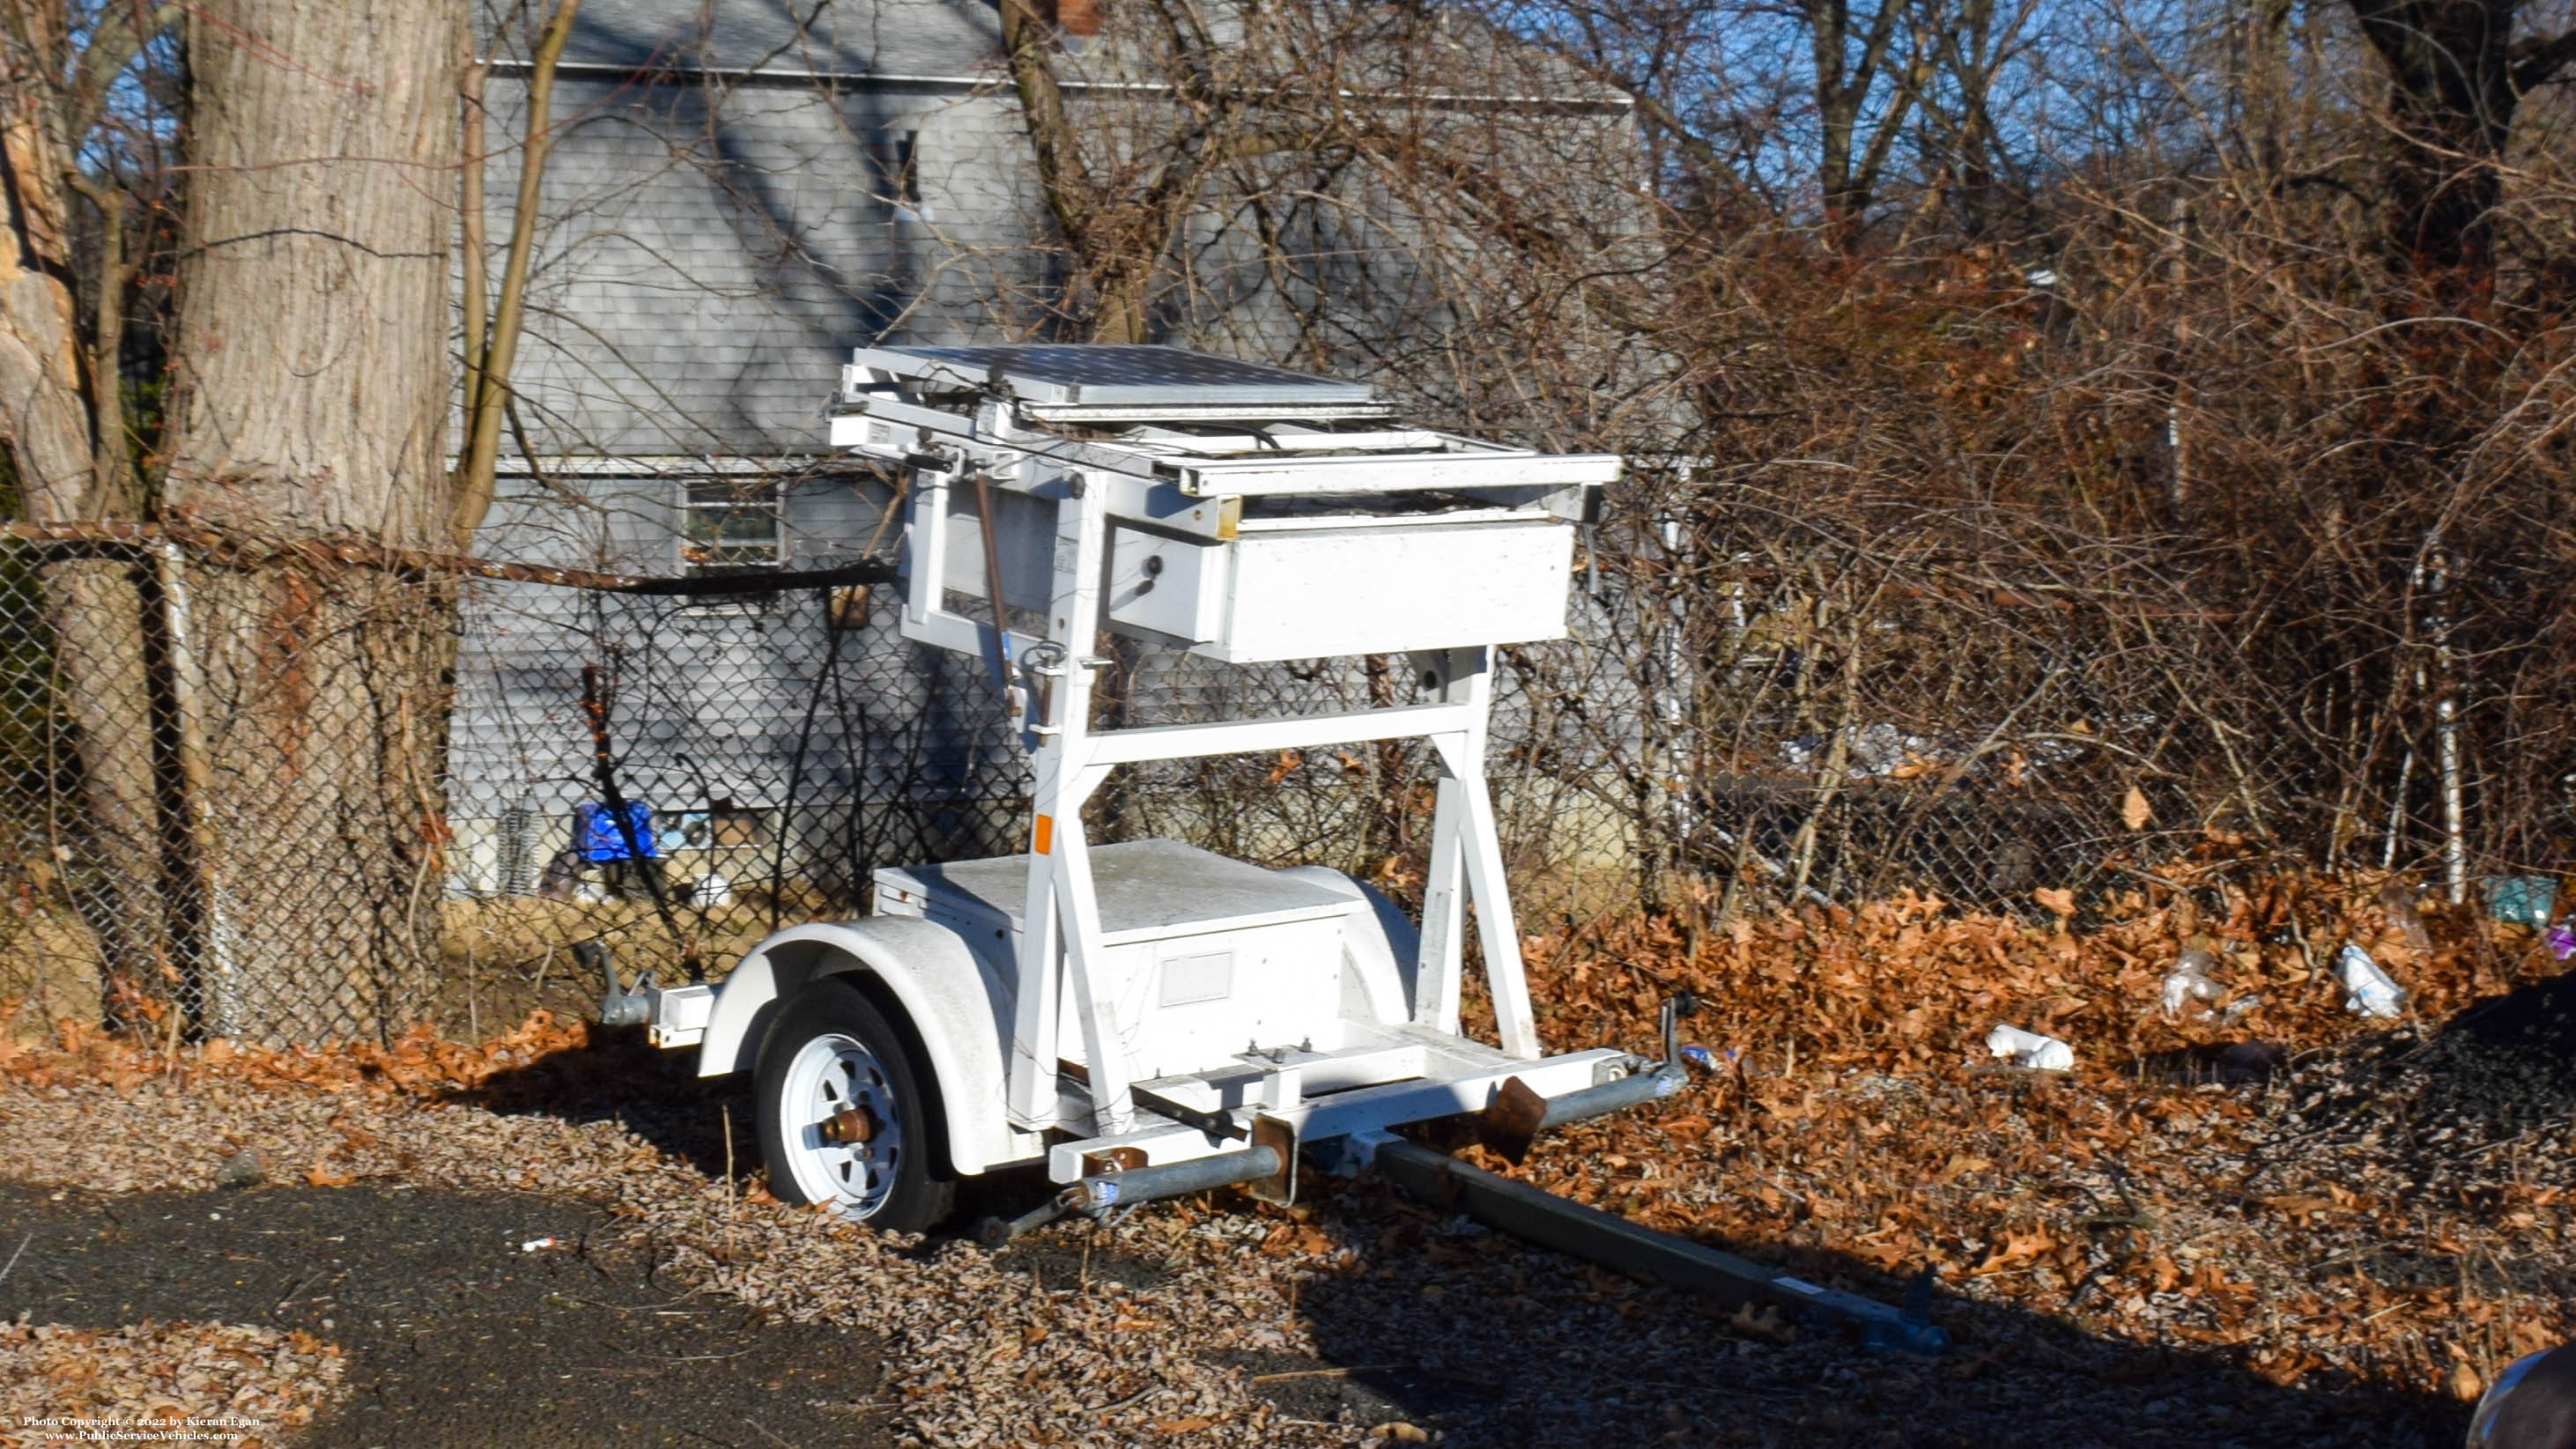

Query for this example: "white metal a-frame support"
[899,462,1541,1139]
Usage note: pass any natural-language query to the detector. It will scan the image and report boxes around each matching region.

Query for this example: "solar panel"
[851,344,1379,408]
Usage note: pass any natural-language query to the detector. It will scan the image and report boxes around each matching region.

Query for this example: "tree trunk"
[45,558,174,1011]
[2,23,178,1008]
[2346,0,2520,294]
[157,0,463,1043]
[1805,0,1922,250]
[997,0,1252,341]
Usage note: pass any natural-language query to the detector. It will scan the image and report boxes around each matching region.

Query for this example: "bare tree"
[1904,0,2043,239]
[1802,0,1934,242]
[136,0,465,1040]
[2,0,191,1007]
[1477,0,1937,245]
[454,0,584,543]
[996,0,1339,341]
[2345,0,2576,290]
[0,0,172,520]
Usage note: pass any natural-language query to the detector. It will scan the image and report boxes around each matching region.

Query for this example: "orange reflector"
[1033,814,1054,854]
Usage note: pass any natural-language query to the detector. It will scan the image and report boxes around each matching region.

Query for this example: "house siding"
[442,0,1656,898]
[445,470,1025,898]
[476,71,1044,458]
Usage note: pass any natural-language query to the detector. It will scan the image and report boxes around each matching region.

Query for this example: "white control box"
[1106,520,1574,662]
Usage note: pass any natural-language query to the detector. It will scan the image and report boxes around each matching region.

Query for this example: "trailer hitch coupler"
[585,942,652,1028]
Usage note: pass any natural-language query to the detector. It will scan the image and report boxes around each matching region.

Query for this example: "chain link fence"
[1561,473,2576,931]
[1,528,463,1045]
[3,487,2564,1044]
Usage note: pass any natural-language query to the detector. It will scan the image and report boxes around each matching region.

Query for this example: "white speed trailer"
[604,344,1680,1236]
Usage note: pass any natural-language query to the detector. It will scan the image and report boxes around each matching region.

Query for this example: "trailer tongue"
[604,344,1940,1354]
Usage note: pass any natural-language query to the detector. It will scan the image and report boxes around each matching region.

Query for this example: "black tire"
[753,977,955,1231]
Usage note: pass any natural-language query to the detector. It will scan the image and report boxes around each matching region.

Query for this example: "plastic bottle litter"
[2483,875,2558,930]
[2335,943,2405,1018]
[1985,1024,2075,1071]
[2378,883,2433,954]
[2161,942,2223,1017]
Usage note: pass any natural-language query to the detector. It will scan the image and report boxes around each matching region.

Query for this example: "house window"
[679,478,787,575]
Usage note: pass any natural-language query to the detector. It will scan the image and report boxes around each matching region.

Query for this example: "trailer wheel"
[754,978,954,1231]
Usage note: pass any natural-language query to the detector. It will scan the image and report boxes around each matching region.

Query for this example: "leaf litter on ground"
[0,858,2564,1445]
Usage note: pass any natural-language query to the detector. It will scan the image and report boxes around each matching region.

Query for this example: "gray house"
[441,0,1647,901]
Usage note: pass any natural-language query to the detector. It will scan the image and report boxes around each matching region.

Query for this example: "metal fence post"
[151,541,239,1038]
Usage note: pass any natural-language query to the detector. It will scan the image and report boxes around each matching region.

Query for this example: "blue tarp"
[575,801,659,861]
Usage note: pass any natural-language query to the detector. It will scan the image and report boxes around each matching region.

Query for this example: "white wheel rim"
[776,1031,905,1219]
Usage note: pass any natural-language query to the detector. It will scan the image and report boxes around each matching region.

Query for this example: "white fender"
[696,917,1044,1176]
[1275,866,1419,1026]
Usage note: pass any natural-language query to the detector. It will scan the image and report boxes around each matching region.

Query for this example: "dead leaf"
[2032,887,2075,918]
[2121,785,2152,831]
[1725,1300,1788,1342]
[1153,1416,1216,1434]
[305,1160,354,1188]
[2261,1194,2340,1220]
[2450,1361,2483,1401]
[1854,1240,1913,1268]
[1973,1227,2056,1275]
[1262,750,1302,785]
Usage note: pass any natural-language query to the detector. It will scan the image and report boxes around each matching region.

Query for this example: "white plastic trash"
[1986,1024,2075,1071]
[2335,943,2405,1018]
[691,873,734,908]
[2161,944,2223,1017]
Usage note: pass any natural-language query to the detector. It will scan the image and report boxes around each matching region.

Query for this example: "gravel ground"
[1,875,2557,1447]
[0,1029,2479,1448]
[0,1183,879,1448]
[0,1319,341,1449]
